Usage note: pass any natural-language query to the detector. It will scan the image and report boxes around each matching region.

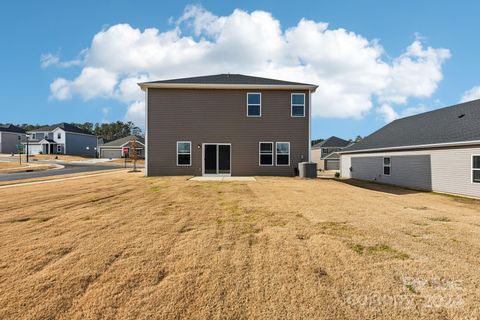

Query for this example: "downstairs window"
[177,141,191,166]
[383,157,391,175]
[276,142,290,166]
[473,156,480,183]
[259,142,273,166]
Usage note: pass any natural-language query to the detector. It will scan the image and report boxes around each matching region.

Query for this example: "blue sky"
[1,0,479,140]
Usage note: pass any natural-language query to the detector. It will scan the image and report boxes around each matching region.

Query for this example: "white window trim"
[276,142,290,166]
[472,154,480,184]
[247,92,262,117]
[176,141,192,166]
[259,142,274,166]
[383,156,391,176]
[291,93,305,117]
[57,145,61,152]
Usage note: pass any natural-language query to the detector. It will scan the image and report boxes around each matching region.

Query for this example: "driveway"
[0,162,122,182]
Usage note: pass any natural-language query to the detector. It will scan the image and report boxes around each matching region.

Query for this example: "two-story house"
[139,74,318,176]
[311,136,351,170]
[23,123,98,156]
[0,124,26,153]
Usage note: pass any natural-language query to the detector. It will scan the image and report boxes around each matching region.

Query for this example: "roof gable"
[31,123,94,135]
[312,136,350,149]
[343,99,480,153]
[100,135,145,147]
[0,124,26,134]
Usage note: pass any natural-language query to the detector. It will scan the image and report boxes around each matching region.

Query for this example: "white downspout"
[144,88,148,176]
[308,90,312,162]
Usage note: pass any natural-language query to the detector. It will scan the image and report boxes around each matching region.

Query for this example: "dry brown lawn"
[105,159,145,166]
[1,173,479,319]
[29,154,94,161]
[0,161,26,169]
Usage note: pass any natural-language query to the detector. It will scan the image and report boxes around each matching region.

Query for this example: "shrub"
[334,172,340,178]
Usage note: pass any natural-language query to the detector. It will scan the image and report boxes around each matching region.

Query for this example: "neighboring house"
[311,136,351,170]
[23,123,97,156]
[339,99,480,198]
[98,135,145,158]
[0,125,26,154]
[139,74,318,176]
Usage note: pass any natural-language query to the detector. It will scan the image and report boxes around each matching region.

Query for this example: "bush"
[334,172,340,178]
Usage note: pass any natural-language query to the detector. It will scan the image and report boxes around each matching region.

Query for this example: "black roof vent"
[458,114,465,118]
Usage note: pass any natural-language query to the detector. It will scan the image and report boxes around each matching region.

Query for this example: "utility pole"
[26,134,30,163]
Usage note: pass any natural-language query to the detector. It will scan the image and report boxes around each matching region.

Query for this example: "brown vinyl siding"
[147,88,310,176]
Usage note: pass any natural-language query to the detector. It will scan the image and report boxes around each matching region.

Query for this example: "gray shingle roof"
[142,74,316,87]
[312,136,350,149]
[32,123,94,135]
[324,152,340,160]
[0,124,26,134]
[100,135,145,147]
[342,99,480,153]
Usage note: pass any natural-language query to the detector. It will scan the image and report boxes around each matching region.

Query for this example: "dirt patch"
[0,173,479,319]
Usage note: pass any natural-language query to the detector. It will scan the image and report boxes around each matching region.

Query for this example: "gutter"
[138,82,318,92]
[338,140,480,155]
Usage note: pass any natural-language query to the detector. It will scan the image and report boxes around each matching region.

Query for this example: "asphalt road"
[0,163,124,182]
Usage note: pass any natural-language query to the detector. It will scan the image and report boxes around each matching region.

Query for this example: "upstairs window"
[276,142,290,166]
[57,132,61,139]
[247,93,261,117]
[473,156,480,183]
[177,141,191,166]
[383,157,391,176]
[291,93,305,117]
[259,142,273,166]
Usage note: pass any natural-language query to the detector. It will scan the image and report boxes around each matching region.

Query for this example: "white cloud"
[46,5,450,127]
[124,100,145,126]
[50,67,117,101]
[40,52,82,68]
[460,86,480,103]
[377,103,429,123]
[378,41,451,104]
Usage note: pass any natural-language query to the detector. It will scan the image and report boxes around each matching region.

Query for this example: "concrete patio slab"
[189,176,256,182]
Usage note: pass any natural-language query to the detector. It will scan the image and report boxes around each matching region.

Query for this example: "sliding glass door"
[203,144,231,176]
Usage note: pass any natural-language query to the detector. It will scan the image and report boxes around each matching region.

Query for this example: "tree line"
[1,121,142,142]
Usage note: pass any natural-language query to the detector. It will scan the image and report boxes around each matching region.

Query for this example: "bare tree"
[129,138,140,172]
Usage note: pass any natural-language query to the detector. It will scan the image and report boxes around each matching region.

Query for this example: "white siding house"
[340,100,480,198]
[23,123,97,156]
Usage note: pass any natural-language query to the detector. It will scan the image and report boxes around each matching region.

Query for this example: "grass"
[427,216,452,222]
[0,173,479,319]
[0,161,26,169]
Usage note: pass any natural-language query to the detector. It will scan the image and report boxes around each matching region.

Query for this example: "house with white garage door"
[23,123,98,156]
[311,136,351,170]
[98,135,145,158]
[339,99,480,198]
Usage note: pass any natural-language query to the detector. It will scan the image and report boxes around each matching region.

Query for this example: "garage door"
[101,149,122,159]
[325,160,340,170]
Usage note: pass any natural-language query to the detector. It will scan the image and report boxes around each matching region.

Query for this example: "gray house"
[98,135,145,158]
[139,74,318,176]
[311,136,351,170]
[0,125,26,153]
[23,123,98,156]
[339,99,480,198]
